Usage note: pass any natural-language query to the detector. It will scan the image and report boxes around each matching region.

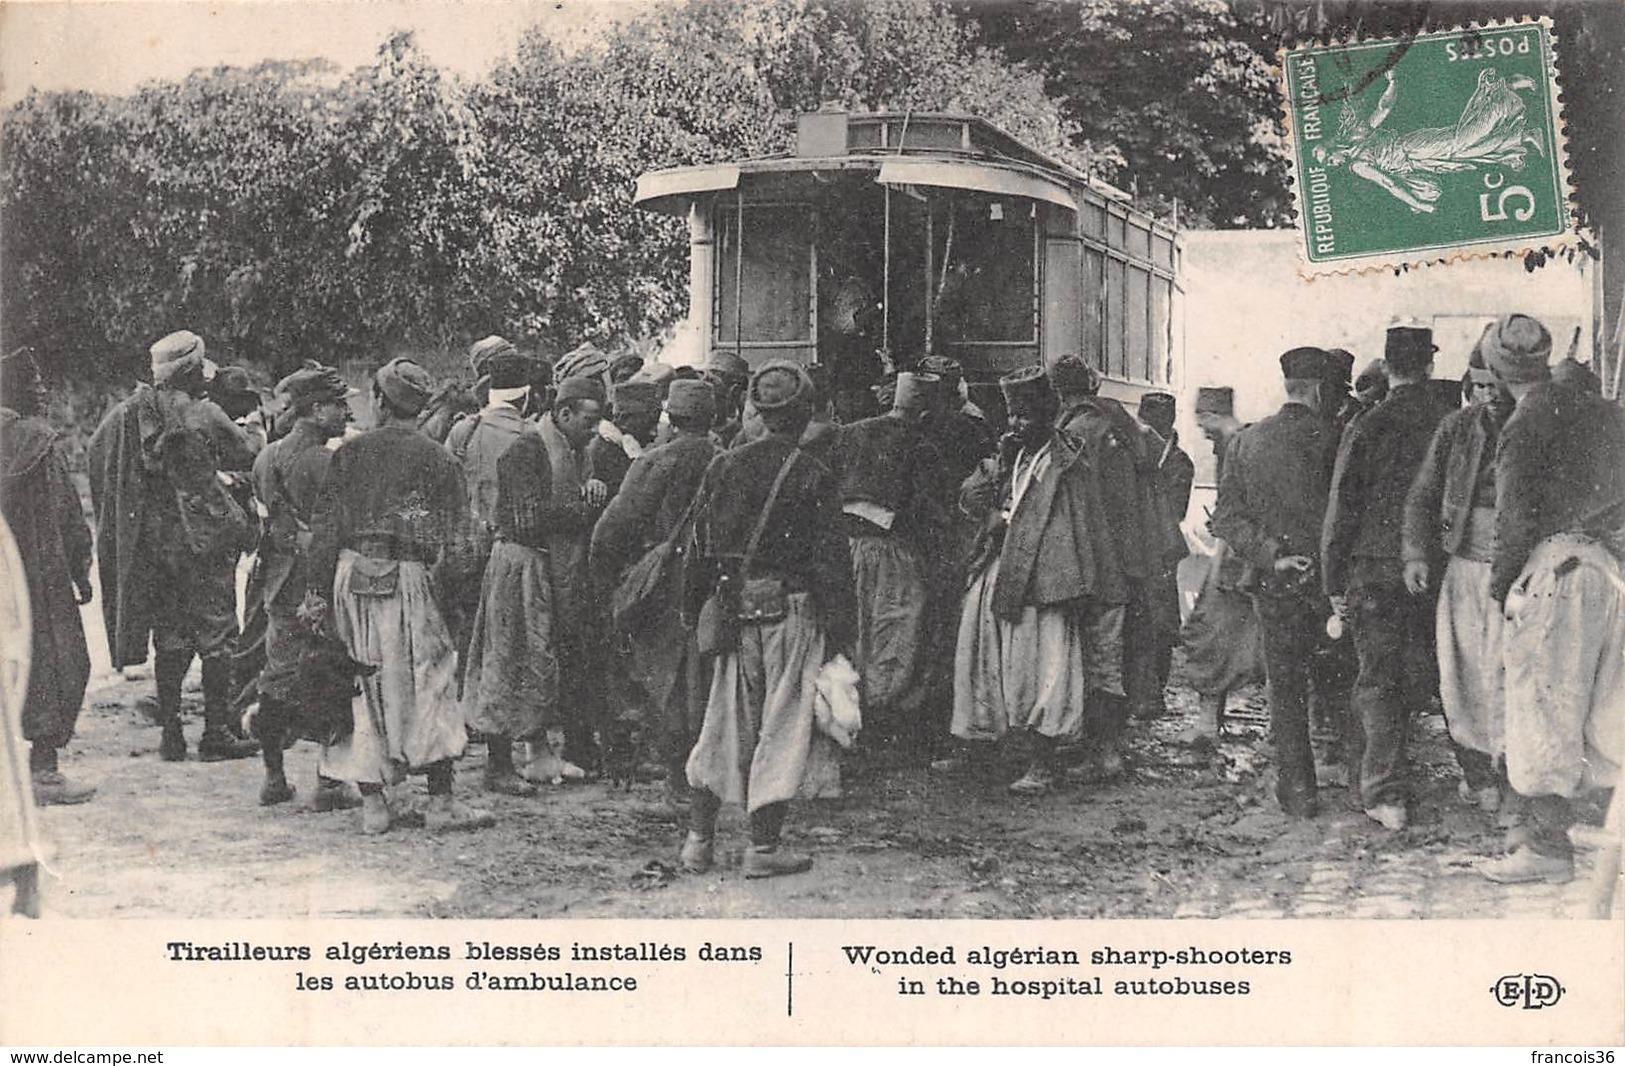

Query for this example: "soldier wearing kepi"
[1211,348,1341,817]
[87,330,259,763]
[306,358,491,834]
[1132,391,1194,721]
[680,362,856,878]
[1323,325,1460,831]
[589,379,663,497]
[1479,315,1625,885]
[1178,384,1262,747]
[1,348,95,805]
[247,362,361,810]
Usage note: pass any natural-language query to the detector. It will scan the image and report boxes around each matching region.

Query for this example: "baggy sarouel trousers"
[848,532,928,713]
[686,592,837,812]
[1503,534,1625,800]
[320,549,468,786]
[1436,555,1506,759]
[950,555,1122,743]
[461,540,559,740]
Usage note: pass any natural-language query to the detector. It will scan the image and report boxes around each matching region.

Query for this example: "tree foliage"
[3,1,1082,381]
[9,0,1612,384]
[963,0,1291,227]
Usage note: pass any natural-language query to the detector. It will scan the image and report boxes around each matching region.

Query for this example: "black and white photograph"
[0,0,1622,1049]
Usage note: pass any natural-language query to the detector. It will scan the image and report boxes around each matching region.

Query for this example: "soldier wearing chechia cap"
[1212,347,1343,818]
[305,357,491,834]
[87,331,260,764]
[944,365,1132,795]
[444,339,539,687]
[679,362,856,878]
[591,379,722,806]
[1401,326,1517,823]
[1049,355,1183,775]
[1132,391,1195,722]
[247,361,360,811]
[830,371,952,760]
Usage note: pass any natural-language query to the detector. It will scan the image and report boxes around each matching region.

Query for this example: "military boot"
[154,650,190,762]
[197,655,260,762]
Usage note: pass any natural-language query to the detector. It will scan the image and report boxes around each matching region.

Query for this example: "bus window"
[1081,245,1106,372]
[715,205,814,344]
[1127,265,1151,381]
[931,197,1036,344]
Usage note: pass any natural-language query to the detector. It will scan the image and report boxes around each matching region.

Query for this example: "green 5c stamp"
[1283,20,1572,273]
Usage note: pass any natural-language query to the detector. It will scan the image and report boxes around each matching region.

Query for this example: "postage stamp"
[1282,19,1573,274]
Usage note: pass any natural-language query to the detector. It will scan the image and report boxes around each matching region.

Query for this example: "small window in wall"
[716,205,813,344]
[931,197,1036,344]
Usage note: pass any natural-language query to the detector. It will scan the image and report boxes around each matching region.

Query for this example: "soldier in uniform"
[832,371,949,760]
[535,376,611,773]
[445,340,537,669]
[1133,391,1194,720]
[306,358,490,834]
[1,348,95,805]
[87,331,260,763]
[701,351,751,450]
[949,365,1130,794]
[589,379,662,497]
[1323,326,1460,831]
[680,362,856,877]
[248,363,361,810]
[1481,315,1625,884]
[1050,356,1179,775]
[591,379,721,806]
[1178,384,1261,746]
[1211,348,1341,817]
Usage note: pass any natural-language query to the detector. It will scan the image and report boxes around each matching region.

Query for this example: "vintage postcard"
[0,0,1621,1051]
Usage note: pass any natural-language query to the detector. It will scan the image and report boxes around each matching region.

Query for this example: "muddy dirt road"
[22,655,1611,921]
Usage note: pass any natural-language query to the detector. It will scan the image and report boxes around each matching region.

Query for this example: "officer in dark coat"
[1323,326,1461,831]
[1211,347,1341,817]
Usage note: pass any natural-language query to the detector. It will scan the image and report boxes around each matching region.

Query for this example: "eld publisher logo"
[1492,973,1565,1009]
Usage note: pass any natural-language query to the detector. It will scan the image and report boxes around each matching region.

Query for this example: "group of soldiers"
[3,309,1620,886]
[1201,317,1623,887]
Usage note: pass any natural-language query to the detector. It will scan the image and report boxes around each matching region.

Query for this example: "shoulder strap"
[741,447,801,576]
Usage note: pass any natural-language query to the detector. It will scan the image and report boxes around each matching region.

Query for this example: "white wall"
[1179,229,1595,482]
